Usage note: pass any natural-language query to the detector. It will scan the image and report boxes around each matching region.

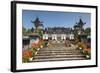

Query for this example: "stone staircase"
[32,44,86,62]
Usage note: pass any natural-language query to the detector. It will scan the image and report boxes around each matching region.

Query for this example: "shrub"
[22,50,33,63]
[77,42,87,49]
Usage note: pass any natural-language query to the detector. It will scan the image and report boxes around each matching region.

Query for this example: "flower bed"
[22,39,48,63]
[82,48,91,59]
[77,42,91,59]
[22,49,33,63]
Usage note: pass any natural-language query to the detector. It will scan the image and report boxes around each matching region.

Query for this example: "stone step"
[32,44,86,62]
[39,49,80,51]
[39,49,78,51]
[39,48,77,51]
[34,55,85,59]
[36,52,82,56]
[37,51,81,54]
[32,57,86,62]
[39,48,79,50]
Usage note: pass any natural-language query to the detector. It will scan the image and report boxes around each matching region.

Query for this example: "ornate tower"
[31,17,43,30]
[74,18,86,35]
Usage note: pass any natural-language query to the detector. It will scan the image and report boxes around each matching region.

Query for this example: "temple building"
[30,17,75,41]
[43,27,74,40]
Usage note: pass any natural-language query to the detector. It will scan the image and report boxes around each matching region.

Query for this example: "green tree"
[85,28,91,35]
[37,29,43,38]
[27,29,32,34]
[22,27,27,35]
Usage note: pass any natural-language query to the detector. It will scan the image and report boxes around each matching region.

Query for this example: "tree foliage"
[85,28,91,35]
[22,27,27,35]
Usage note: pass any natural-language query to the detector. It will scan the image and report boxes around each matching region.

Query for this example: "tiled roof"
[45,27,74,34]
